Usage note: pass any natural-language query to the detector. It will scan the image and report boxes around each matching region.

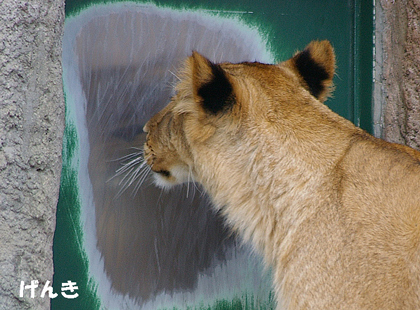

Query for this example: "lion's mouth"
[153,169,171,178]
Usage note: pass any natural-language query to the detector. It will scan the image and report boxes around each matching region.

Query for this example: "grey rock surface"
[380,0,420,150]
[0,0,65,309]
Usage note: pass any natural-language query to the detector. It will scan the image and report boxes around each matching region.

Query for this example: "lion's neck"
[195,126,351,265]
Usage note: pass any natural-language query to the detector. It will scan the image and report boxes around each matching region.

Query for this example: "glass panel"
[56,4,274,309]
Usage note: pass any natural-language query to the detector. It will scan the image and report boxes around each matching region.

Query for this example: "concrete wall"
[378,0,420,150]
[0,0,65,309]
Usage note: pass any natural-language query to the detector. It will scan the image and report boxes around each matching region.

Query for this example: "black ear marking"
[294,48,330,99]
[196,61,235,115]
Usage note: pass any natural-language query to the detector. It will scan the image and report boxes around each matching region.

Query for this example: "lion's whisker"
[110,149,152,198]
[108,149,144,163]
[133,165,151,195]
[168,69,181,81]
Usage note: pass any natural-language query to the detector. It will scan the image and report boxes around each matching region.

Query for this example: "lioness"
[143,40,420,309]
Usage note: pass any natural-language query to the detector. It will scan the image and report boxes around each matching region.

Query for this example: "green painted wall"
[52,105,101,309]
[63,0,374,131]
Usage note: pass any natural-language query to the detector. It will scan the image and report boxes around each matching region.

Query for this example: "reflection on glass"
[64,3,274,309]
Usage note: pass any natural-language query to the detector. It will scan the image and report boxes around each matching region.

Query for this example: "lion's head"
[143,40,335,193]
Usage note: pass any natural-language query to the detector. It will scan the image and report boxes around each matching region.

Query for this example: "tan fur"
[143,40,420,309]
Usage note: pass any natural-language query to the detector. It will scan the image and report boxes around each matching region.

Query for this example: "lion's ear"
[190,51,235,114]
[289,40,335,103]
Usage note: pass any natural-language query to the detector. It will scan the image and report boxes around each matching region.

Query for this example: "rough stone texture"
[379,0,420,150]
[0,0,65,309]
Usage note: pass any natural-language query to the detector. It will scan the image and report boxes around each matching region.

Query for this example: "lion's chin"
[152,172,178,189]
[152,165,192,190]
